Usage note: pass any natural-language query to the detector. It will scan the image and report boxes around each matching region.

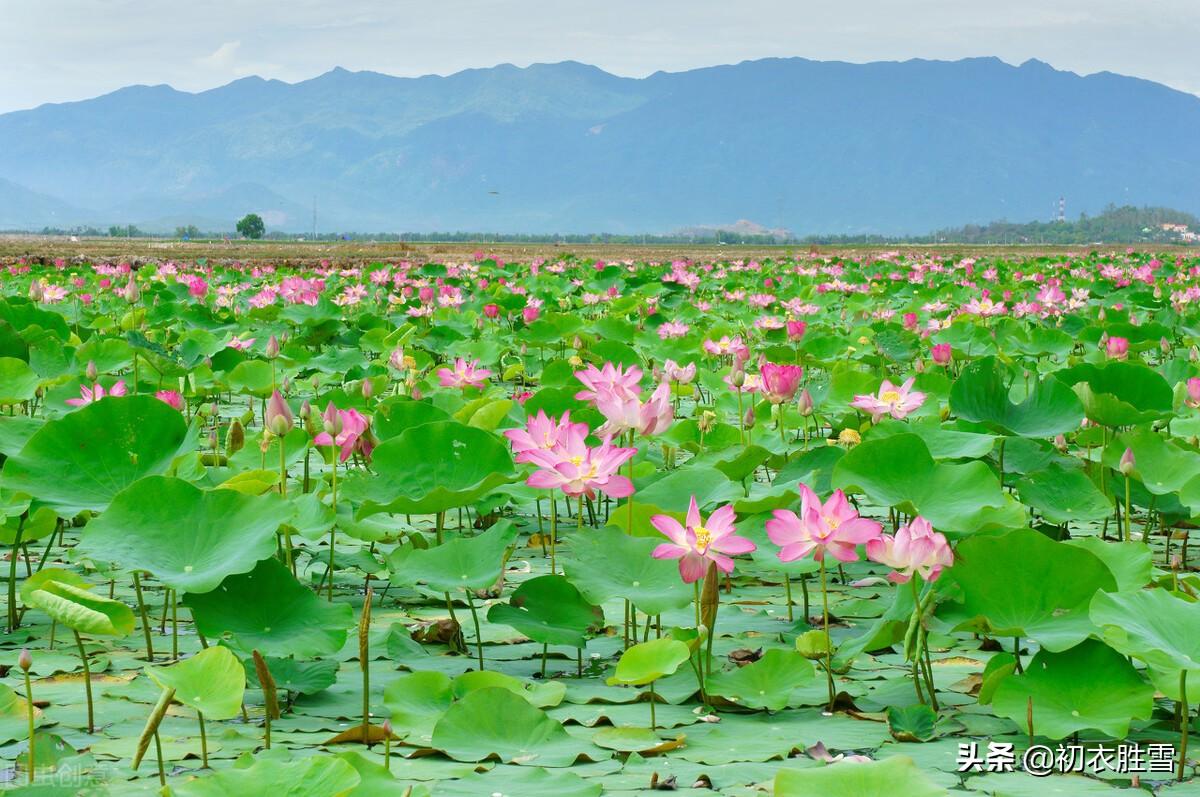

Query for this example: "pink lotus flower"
[483,303,500,319]
[760,363,804,404]
[313,404,374,462]
[575,361,642,402]
[154,390,184,411]
[865,516,952,583]
[766,485,882,563]
[1186,377,1200,409]
[265,390,294,435]
[504,410,588,465]
[522,306,540,324]
[1105,336,1130,360]
[595,382,674,437]
[850,377,926,422]
[786,320,807,342]
[651,496,757,583]
[703,336,750,361]
[525,437,636,500]
[437,358,492,389]
[930,343,952,366]
[662,359,696,384]
[226,336,256,351]
[67,380,127,407]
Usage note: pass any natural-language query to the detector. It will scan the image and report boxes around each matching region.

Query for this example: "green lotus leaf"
[372,396,451,440]
[1057,361,1173,427]
[1103,427,1200,497]
[942,528,1115,650]
[887,704,938,742]
[1,504,58,545]
[775,755,947,797]
[705,649,814,711]
[1090,588,1200,674]
[147,645,246,720]
[0,357,39,405]
[561,527,693,616]
[226,359,277,398]
[433,766,601,797]
[1062,535,1152,592]
[430,687,605,767]
[387,520,518,592]
[869,418,996,459]
[1015,464,1112,524]
[19,567,91,604]
[486,574,601,648]
[991,639,1154,740]
[183,558,353,658]
[949,356,1083,437]
[382,670,454,743]
[452,671,566,708]
[26,581,135,637]
[833,433,1024,532]
[244,656,339,696]
[607,639,691,687]
[171,753,361,796]
[77,476,288,593]
[1,395,191,515]
[344,420,514,516]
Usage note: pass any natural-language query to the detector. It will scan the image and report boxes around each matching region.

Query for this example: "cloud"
[197,41,242,70]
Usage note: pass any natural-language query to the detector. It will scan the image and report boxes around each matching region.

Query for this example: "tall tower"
[1057,196,1066,223]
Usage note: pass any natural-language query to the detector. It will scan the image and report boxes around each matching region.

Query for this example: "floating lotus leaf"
[388,520,518,592]
[705,649,814,711]
[26,581,135,637]
[561,527,693,616]
[77,476,287,593]
[775,756,947,797]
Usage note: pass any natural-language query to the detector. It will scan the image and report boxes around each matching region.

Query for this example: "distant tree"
[175,224,201,239]
[236,213,266,239]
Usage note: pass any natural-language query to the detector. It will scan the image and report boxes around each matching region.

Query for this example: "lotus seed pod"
[226,418,245,456]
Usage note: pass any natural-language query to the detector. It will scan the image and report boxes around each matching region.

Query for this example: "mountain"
[0,57,1198,235]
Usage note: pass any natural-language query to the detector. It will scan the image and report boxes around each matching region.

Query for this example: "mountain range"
[0,56,1198,235]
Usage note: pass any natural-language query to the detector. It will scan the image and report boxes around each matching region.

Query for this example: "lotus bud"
[299,400,312,420]
[226,418,245,456]
[1192,346,1200,363]
[208,428,219,451]
[729,367,746,388]
[322,401,343,435]
[86,360,98,381]
[1097,307,1106,321]
[388,347,405,371]
[698,410,717,434]
[265,390,294,436]
[913,358,925,373]
[259,433,271,455]
[282,376,292,394]
[17,648,32,672]
[411,386,423,401]
[29,280,43,302]
[312,375,320,390]
[1161,337,1171,355]
[361,379,374,399]
[797,389,814,417]
[742,405,755,428]
[1054,434,1068,453]
[124,276,140,303]
[939,404,951,421]
[265,334,280,359]
[1119,447,1136,475]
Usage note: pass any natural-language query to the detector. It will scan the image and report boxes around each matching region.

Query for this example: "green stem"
[8,513,25,632]
[74,631,94,733]
[328,449,338,601]
[550,499,558,575]
[1125,476,1133,543]
[1182,669,1190,781]
[132,572,155,661]
[23,669,34,783]
[784,575,793,623]
[198,711,208,768]
[649,681,657,731]
[465,589,485,671]
[821,558,835,711]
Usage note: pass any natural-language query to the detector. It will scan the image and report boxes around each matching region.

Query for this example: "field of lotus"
[2,248,1200,795]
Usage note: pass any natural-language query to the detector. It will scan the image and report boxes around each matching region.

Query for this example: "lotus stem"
[7,512,26,632]
[359,586,373,745]
[1181,669,1189,781]
[131,572,155,661]
[1125,476,1132,543]
[464,588,484,671]
[22,666,34,783]
[73,631,94,733]
[550,499,558,575]
[328,447,338,601]
[648,681,657,730]
[820,558,835,711]
[784,575,793,622]
[198,711,208,768]
[252,650,278,749]
[170,589,178,661]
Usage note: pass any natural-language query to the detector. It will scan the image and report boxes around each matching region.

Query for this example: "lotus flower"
[760,363,804,404]
[154,390,184,411]
[265,390,294,435]
[504,410,588,465]
[786,320,807,342]
[651,496,756,583]
[524,436,636,500]
[1105,336,1130,360]
[850,377,926,422]
[930,343,952,366]
[575,361,643,402]
[766,485,882,563]
[662,359,697,384]
[595,382,674,437]
[313,404,374,462]
[865,516,953,583]
[437,358,492,389]
[1187,377,1200,409]
[67,380,127,407]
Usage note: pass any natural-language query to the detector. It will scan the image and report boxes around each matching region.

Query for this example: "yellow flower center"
[570,455,585,467]
[880,390,901,404]
[693,525,713,553]
[825,516,841,530]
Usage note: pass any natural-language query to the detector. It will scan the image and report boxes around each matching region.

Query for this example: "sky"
[2,0,1198,114]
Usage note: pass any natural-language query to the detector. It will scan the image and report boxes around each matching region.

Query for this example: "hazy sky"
[2,0,1198,113]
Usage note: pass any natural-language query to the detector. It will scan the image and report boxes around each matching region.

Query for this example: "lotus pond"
[2,250,1200,795]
